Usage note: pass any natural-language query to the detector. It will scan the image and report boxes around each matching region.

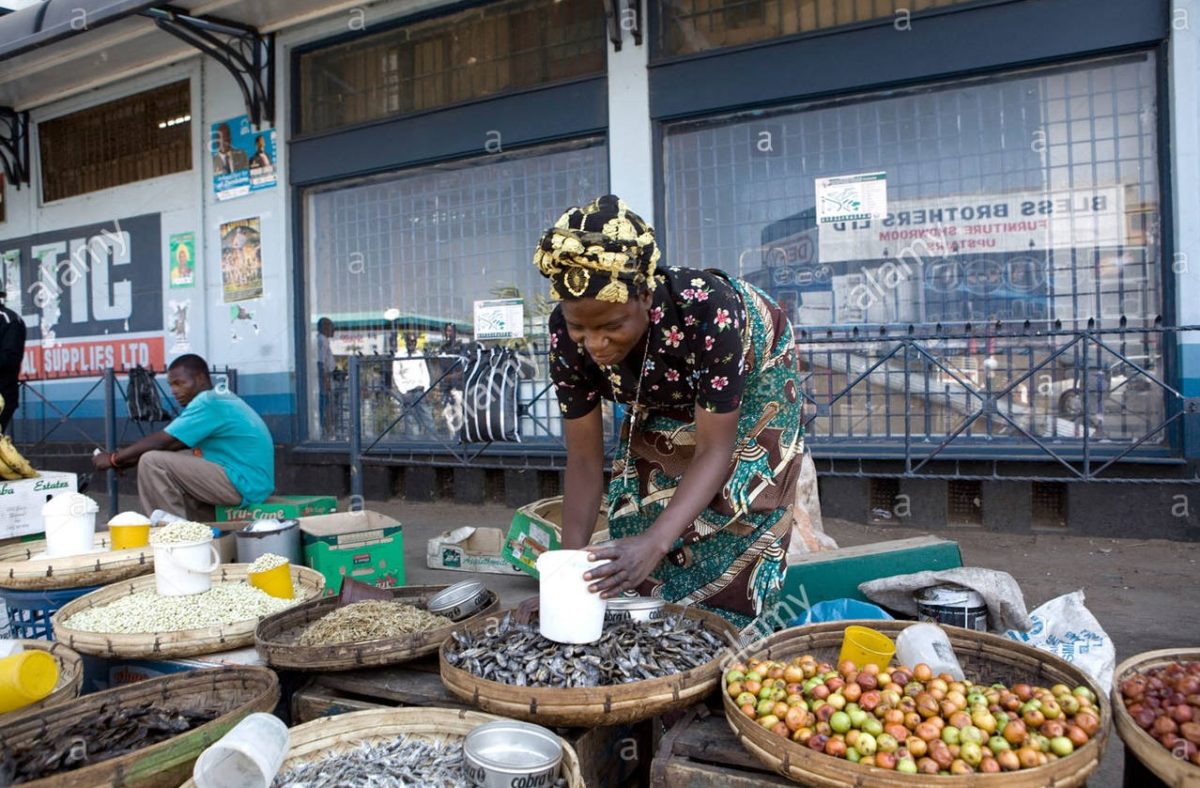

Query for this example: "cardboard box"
[781,536,963,615]
[300,511,404,594]
[215,495,337,523]
[81,646,263,692]
[0,471,80,540]
[503,496,611,579]
[427,526,523,575]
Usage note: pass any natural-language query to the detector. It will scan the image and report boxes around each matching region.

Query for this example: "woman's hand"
[584,533,669,599]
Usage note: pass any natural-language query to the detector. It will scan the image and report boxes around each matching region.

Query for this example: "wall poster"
[219,217,262,303]
[211,115,277,201]
[168,231,195,288]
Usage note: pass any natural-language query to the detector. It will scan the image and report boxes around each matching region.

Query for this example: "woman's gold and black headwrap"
[533,195,661,303]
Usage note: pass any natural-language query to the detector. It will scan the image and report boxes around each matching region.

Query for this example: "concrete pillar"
[606,11,654,222]
[1172,0,1200,456]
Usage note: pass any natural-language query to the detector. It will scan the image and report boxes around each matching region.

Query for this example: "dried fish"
[445,614,724,688]
[273,735,467,787]
[0,702,218,784]
[298,601,451,646]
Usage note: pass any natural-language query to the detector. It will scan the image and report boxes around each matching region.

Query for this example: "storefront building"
[0,0,1196,536]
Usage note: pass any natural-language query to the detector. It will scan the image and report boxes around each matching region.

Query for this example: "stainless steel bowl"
[463,720,563,788]
[427,580,490,621]
[604,595,666,623]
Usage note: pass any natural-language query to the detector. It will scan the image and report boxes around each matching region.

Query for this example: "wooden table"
[291,657,653,788]
[651,706,793,787]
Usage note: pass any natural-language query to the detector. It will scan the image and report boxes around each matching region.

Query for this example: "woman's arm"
[586,406,739,596]
[560,406,605,549]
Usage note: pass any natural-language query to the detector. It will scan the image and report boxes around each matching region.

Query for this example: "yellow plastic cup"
[109,523,151,550]
[249,562,294,599]
[839,625,896,670]
[0,650,59,714]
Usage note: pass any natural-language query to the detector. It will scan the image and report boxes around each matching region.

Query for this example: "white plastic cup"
[42,493,99,558]
[895,622,965,680]
[153,539,221,596]
[192,712,290,788]
[536,549,608,644]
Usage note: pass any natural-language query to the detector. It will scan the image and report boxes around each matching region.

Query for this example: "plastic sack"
[790,598,893,628]
[1004,590,1114,693]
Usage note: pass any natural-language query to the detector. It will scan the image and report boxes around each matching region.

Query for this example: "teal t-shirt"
[165,389,274,505]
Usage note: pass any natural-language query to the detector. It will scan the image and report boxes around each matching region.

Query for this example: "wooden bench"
[651,706,793,787]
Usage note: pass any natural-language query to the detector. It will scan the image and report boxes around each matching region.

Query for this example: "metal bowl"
[428,580,490,621]
[604,595,666,623]
[463,720,563,788]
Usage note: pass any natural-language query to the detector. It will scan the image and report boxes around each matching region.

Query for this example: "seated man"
[91,354,274,519]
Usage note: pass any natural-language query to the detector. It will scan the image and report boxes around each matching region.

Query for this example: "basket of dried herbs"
[254,584,500,671]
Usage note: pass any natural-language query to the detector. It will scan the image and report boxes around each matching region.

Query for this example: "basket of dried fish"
[0,640,85,717]
[179,706,586,788]
[440,604,737,727]
[51,564,325,660]
[255,583,500,671]
[0,665,279,788]
[0,533,156,590]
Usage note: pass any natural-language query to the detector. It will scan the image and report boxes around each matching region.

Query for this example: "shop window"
[658,0,980,57]
[663,53,1164,448]
[298,0,605,135]
[303,138,608,443]
[39,80,191,203]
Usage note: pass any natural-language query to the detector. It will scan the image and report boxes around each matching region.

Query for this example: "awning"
[0,0,373,112]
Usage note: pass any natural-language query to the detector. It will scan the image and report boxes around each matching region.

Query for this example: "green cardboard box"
[299,511,404,595]
[503,509,562,579]
[216,495,337,523]
[780,536,962,618]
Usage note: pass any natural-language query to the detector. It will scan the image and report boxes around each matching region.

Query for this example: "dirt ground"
[365,499,1200,787]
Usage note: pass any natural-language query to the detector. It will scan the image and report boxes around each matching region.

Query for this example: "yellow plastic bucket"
[0,650,59,714]
[109,523,151,550]
[839,625,896,670]
[249,562,294,599]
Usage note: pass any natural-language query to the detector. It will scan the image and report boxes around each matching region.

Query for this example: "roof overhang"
[0,0,372,112]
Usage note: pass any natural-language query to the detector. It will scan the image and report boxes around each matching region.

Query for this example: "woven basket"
[0,639,84,717]
[724,621,1111,787]
[255,584,501,671]
[0,665,278,788]
[50,564,325,659]
[440,604,737,727]
[0,534,155,590]
[1111,647,1200,787]
[178,706,587,787]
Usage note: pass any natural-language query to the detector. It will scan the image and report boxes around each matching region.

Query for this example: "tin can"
[604,596,666,624]
[915,585,989,632]
[428,580,490,621]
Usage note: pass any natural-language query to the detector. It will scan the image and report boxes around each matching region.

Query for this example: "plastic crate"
[0,585,101,640]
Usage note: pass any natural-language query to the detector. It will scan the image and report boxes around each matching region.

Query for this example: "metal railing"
[796,321,1200,483]
[10,366,238,516]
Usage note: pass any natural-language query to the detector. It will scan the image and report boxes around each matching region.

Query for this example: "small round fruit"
[1049,736,1074,757]
[874,751,897,770]
[913,663,933,682]
[830,711,852,734]
[897,757,918,774]
[997,749,1020,771]
[959,741,984,767]
[857,732,878,756]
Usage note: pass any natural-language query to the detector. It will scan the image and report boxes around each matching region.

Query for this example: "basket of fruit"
[1113,647,1200,786]
[723,620,1109,786]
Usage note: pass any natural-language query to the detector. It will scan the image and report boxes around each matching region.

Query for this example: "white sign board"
[473,298,525,340]
[816,172,889,224]
[819,186,1126,263]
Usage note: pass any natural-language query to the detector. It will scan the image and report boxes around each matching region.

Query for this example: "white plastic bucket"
[536,549,607,644]
[192,712,290,788]
[153,539,220,596]
[895,622,965,680]
[42,493,99,558]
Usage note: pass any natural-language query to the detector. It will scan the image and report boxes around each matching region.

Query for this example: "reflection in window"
[658,0,979,57]
[663,54,1164,447]
[298,0,605,134]
[304,139,608,443]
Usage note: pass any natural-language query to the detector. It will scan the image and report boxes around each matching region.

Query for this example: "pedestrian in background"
[0,290,26,434]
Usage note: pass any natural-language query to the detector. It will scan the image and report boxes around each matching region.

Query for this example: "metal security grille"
[658,0,979,57]
[39,80,191,202]
[869,477,899,521]
[1031,481,1067,528]
[298,0,605,135]
[947,479,982,525]
[663,53,1166,453]
[304,138,608,443]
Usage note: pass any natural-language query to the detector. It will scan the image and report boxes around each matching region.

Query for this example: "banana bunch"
[0,436,37,480]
